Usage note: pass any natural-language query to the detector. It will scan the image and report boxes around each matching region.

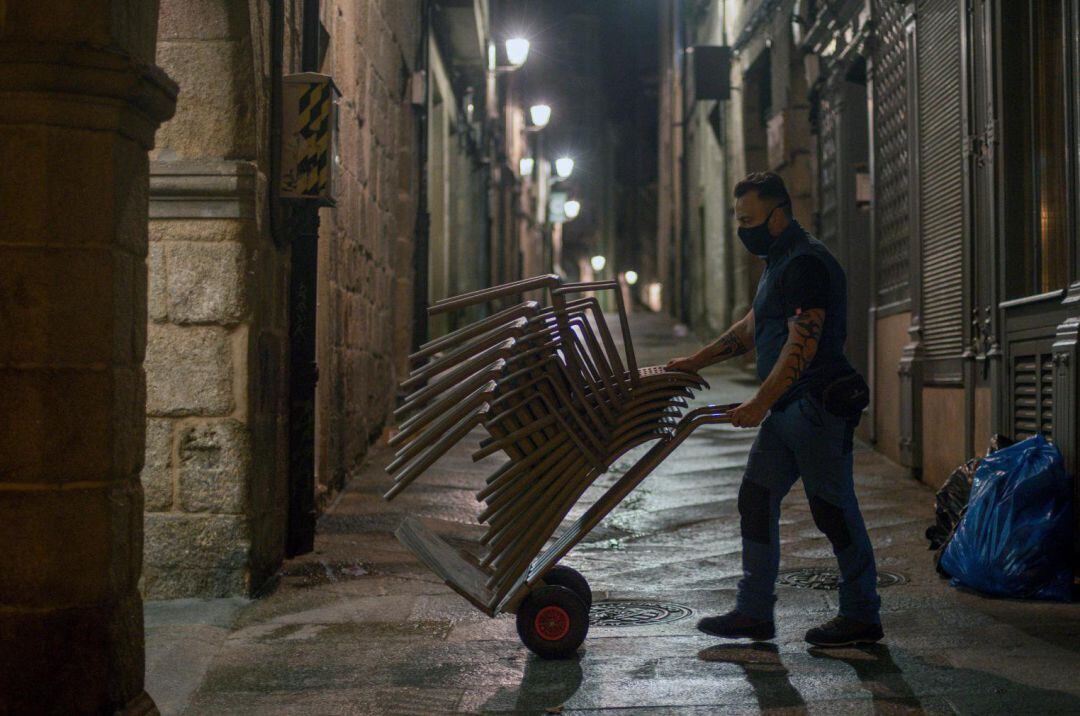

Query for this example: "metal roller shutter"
[873,0,910,307]
[917,0,964,357]
[1011,342,1055,440]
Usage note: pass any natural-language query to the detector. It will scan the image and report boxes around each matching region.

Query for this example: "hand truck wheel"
[541,565,592,610]
[516,585,589,659]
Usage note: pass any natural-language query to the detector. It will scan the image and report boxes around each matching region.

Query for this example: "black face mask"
[737,204,786,257]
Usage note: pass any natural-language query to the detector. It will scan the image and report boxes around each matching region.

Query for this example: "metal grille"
[818,95,839,252]
[1012,345,1055,439]
[777,567,908,590]
[872,0,910,306]
[917,0,965,357]
[589,600,693,627]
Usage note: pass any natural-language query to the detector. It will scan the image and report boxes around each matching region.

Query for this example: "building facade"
[661,0,1080,540]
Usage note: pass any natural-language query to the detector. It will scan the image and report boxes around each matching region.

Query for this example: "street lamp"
[564,199,580,219]
[590,255,606,272]
[529,104,551,128]
[519,156,534,177]
[555,156,574,179]
[625,270,639,285]
[505,38,530,67]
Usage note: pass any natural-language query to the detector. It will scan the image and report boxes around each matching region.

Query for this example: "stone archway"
[0,1,176,712]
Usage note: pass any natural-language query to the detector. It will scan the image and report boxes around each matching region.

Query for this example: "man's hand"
[665,355,702,373]
[729,395,769,428]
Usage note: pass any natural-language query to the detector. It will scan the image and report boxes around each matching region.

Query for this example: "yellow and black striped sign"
[294,81,332,196]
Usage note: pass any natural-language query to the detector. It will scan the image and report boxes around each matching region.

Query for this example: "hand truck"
[384,275,737,657]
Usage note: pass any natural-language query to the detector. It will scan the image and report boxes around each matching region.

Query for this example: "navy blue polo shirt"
[751,220,853,409]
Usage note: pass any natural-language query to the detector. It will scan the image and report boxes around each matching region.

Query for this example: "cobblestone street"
[147,312,1080,714]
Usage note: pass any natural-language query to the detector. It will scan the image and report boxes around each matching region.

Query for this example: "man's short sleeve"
[780,254,829,319]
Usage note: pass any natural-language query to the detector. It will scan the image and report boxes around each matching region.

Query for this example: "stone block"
[158,0,245,41]
[0,245,119,366]
[142,513,251,599]
[155,40,256,159]
[0,366,141,484]
[141,418,174,511]
[165,240,247,324]
[0,482,139,607]
[145,324,233,416]
[177,419,250,513]
[148,242,168,322]
[150,218,254,243]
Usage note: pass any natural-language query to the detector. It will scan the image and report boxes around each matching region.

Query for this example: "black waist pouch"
[818,369,870,419]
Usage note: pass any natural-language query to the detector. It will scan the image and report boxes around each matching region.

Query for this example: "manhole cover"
[589,600,694,627]
[777,567,907,590]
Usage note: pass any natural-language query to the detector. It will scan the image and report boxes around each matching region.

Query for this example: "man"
[666,172,882,647]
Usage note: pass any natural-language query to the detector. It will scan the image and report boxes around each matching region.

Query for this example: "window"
[1004,1,1072,298]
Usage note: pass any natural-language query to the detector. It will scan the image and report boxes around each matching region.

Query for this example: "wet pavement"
[146,311,1080,714]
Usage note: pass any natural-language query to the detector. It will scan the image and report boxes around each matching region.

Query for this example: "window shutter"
[872,0,910,307]
[917,0,965,357]
[1011,342,1055,440]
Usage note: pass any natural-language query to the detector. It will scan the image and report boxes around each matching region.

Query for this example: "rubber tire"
[542,565,592,610]
[516,585,589,659]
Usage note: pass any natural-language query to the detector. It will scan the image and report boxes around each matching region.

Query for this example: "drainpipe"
[412,0,432,354]
[285,0,323,557]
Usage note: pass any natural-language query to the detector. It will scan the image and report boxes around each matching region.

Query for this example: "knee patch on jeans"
[738,480,771,544]
[809,495,852,551]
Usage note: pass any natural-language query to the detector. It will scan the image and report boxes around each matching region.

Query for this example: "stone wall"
[143,0,420,598]
[314,0,420,501]
[143,0,301,598]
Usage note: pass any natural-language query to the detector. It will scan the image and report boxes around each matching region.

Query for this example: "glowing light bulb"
[519,156,534,177]
[505,38,530,67]
[529,104,551,128]
[590,255,606,272]
[564,199,581,219]
[555,156,574,178]
[625,270,639,285]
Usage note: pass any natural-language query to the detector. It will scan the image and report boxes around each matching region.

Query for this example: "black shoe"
[696,610,775,640]
[805,616,884,647]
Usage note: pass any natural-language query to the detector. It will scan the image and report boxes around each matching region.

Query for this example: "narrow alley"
[146,313,1080,714]
[4,0,1080,713]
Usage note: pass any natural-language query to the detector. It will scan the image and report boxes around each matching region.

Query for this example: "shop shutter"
[818,96,839,253]
[872,0,910,307]
[916,0,965,357]
[1011,342,1055,439]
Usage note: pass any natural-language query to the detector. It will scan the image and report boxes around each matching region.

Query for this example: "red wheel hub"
[534,605,571,641]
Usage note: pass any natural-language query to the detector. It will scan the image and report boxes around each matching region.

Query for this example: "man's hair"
[733,172,791,210]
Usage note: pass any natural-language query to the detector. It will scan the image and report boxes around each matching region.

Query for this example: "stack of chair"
[383,274,710,614]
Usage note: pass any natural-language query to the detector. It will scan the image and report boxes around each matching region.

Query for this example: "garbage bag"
[926,434,1014,551]
[939,433,1073,601]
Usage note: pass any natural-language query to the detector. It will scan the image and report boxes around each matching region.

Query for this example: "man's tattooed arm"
[755,308,824,409]
[696,309,755,367]
[667,310,756,373]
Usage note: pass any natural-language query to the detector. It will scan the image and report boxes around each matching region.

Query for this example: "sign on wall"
[281,73,340,205]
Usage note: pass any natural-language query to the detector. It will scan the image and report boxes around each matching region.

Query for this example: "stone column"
[0,2,176,712]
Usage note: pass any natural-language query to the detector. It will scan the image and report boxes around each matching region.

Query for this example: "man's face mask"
[737,203,787,257]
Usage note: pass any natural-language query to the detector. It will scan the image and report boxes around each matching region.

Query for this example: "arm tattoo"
[756,309,824,407]
[781,310,823,386]
[701,327,748,364]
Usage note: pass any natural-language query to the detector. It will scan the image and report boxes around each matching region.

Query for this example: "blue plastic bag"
[939,433,1073,601]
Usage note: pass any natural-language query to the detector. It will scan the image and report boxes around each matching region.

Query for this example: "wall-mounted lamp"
[506,38,530,67]
[529,104,551,128]
[519,156,534,177]
[555,156,574,179]
[564,199,580,219]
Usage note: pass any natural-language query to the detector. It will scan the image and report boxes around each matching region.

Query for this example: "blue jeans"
[734,394,881,624]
